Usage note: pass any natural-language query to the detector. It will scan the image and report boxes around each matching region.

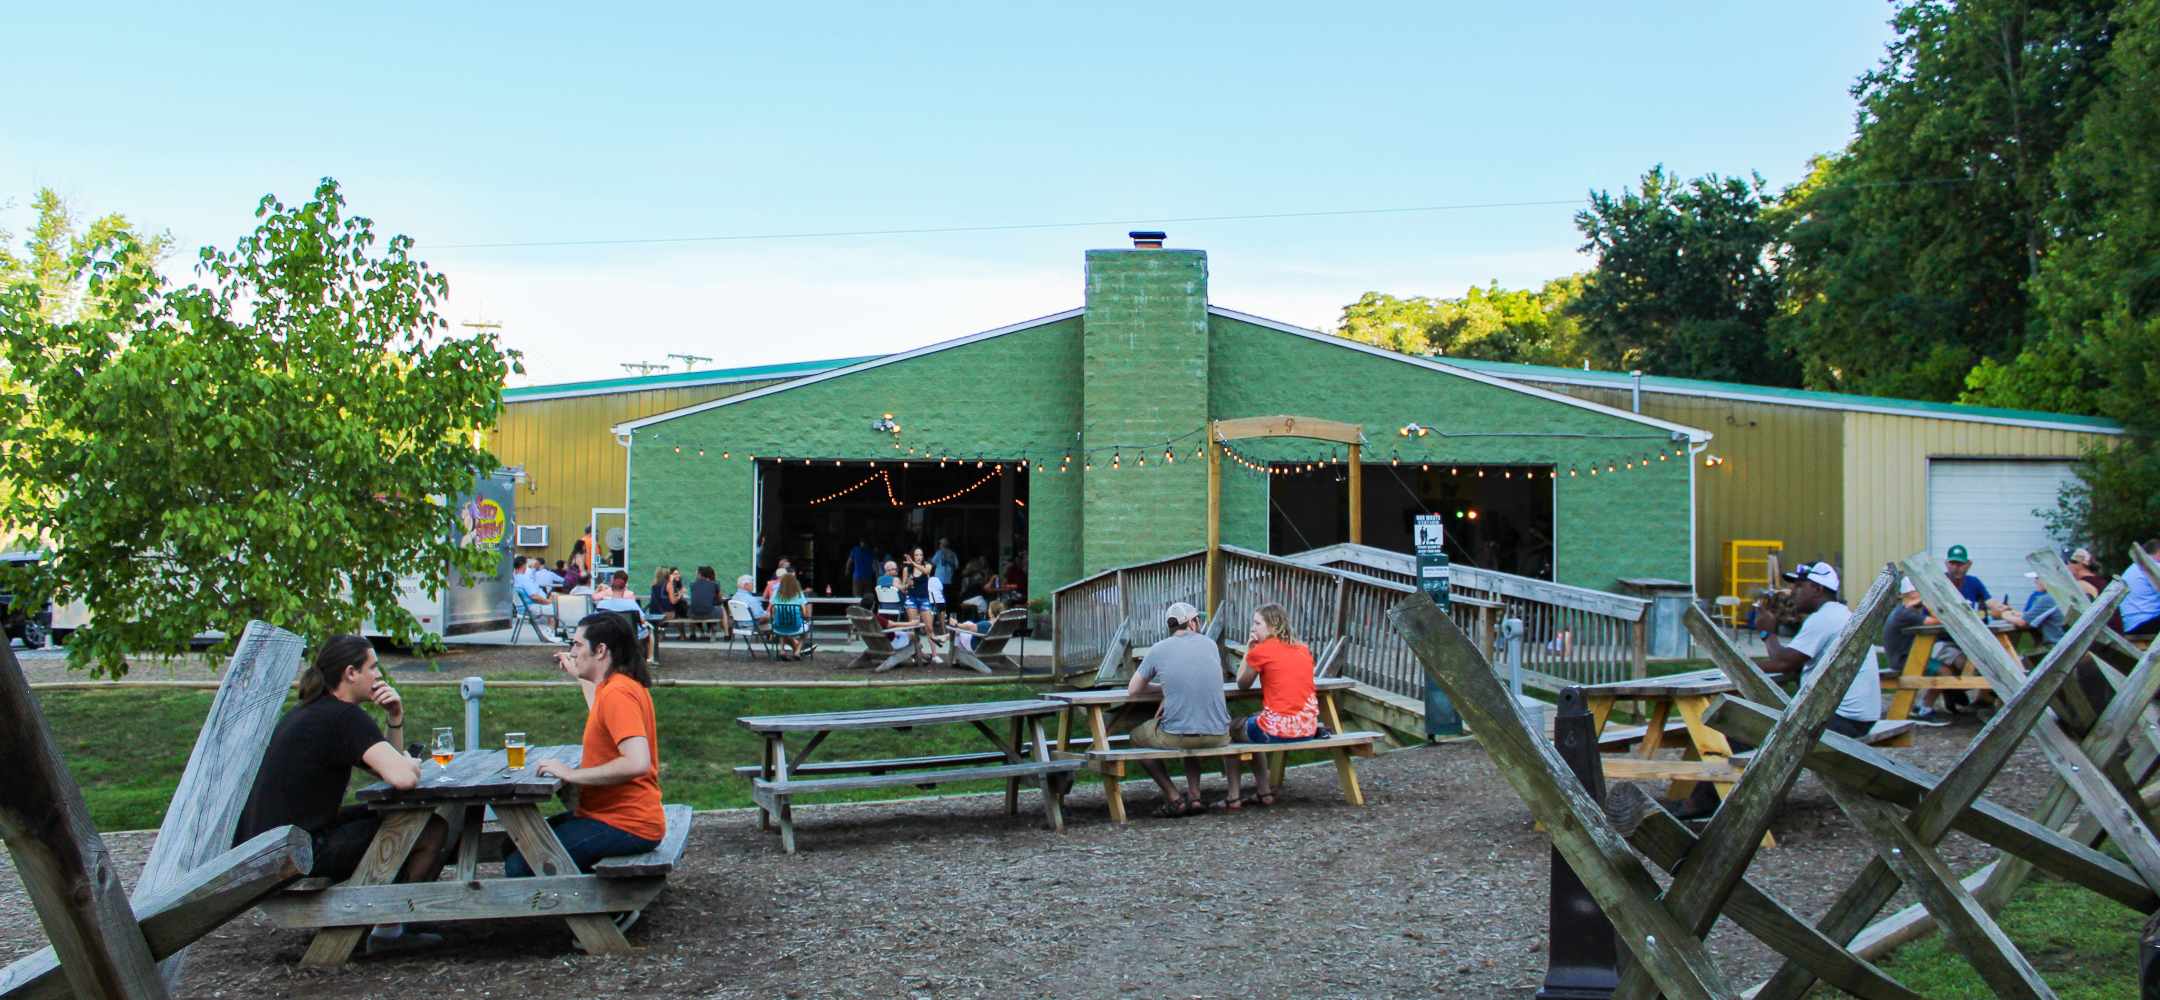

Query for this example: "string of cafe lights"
[806,468,1006,507]
[650,420,1707,479]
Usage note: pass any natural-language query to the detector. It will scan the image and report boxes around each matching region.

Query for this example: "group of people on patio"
[1124,601,1329,817]
[233,612,664,956]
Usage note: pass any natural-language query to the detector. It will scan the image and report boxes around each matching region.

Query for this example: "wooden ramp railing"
[1053,544,1651,698]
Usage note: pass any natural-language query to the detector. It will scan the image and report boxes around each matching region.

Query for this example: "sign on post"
[1414,515,1462,737]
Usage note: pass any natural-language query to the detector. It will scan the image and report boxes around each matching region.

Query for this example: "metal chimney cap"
[1128,231,1166,248]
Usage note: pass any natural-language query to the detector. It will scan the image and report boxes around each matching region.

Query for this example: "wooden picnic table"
[258,745,688,967]
[1880,620,2024,743]
[1576,669,1745,796]
[1036,677,1357,822]
[803,595,862,631]
[735,700,1079,853]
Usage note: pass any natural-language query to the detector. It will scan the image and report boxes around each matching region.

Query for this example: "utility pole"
[666,353,711,371]
[620,361,670,375]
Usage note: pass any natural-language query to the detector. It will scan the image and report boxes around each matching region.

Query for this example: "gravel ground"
[0,712,2061,999]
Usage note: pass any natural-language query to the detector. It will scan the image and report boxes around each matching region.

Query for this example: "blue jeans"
[503,814,658,878]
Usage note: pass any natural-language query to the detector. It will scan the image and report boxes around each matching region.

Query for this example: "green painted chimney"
[1080,237,1210,574]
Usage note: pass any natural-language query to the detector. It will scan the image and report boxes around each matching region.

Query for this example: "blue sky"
[3,2,1897,386]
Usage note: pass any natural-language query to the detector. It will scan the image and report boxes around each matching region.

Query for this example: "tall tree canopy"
[1777,0,2118,401]
[1569,167,1799,386]
[0,180,519,675]
[1335,276,1587,366]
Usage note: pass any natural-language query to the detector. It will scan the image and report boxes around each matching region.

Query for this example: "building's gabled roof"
[504,356,883,403]
[1440,357,2124,434]
[1207,307,1712,443]
[609,308,1086,434]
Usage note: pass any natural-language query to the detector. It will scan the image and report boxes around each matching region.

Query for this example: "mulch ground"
[0,711,2057,999]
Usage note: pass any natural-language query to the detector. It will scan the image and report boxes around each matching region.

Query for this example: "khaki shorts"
[1130,717,1230,750]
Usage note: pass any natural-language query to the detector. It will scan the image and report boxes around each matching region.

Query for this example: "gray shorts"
[1130,717,1230,750]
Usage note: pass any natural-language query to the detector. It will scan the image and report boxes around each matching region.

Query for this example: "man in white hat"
[1125,601,1231,817]
[1754,561,1880,738]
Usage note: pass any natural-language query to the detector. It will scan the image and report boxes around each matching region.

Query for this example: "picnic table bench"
[256,746,695,966]
[1037,678,1377,822]
[736,700,1080,853]
[1579,669,1912,799]
[1878,619,2024,745]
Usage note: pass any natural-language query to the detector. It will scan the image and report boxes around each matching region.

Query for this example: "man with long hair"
[508,613,665,878]
[234,635,446,954]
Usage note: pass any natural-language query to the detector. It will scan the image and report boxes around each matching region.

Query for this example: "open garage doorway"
[1268,463,1555,580]
[755,459,1027,598]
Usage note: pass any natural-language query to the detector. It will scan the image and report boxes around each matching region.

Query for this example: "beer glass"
[504,732,528,769]
[432,727,455,770]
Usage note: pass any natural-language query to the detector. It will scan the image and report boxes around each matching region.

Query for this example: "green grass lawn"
[1850,871,2147,999]
[39,683,1066,831]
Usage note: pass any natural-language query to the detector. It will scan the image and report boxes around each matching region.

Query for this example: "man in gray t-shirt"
[1127,602,1231,814]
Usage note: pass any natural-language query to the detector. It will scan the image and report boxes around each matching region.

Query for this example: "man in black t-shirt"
[236,635,446,954]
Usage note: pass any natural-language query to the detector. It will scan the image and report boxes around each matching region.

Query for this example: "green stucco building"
[612,240,1710,599]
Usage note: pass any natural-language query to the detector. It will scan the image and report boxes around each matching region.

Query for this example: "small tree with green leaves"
[0,179,519,676]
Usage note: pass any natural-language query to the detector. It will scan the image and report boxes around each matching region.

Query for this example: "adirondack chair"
[0,620,310,999]
[841,606,914,672]
[950,608,1030,674]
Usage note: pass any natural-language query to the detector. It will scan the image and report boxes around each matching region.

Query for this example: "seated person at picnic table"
[762,556,797,600]
[591,570,634,602]
[687,565,722,619]
[730,574,770,626]
[770,570,814,660]
[1880,578,1951,726]
[1126,601,1232,817]
[536,559,565,591]
[2125,538,2160,637]
[507,613,665,877]
[647,566,679,619]
[1219,602,1320,809]
[234,635,447,956]
[1753,562,1879,739]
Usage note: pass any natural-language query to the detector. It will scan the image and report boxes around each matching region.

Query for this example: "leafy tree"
[0,180,519,676]
[1775,0,2117,401]
[1335,276,1589,366]
[1968,0,2160,565]
[1571,167,1800,386]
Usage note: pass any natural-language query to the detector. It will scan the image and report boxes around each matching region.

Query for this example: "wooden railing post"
[1632,618,1648,681]
[0,643,169,1000]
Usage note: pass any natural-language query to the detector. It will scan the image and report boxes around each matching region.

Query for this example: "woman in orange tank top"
[1217,603,1319,809]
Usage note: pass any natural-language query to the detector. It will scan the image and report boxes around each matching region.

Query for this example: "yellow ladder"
[1722,540,1783,627]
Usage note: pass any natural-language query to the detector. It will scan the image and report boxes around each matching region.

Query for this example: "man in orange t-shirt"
[1219,603,1319,809]
[508,612,665,877]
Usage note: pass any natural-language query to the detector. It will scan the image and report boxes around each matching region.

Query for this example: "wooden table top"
[736,699,1063,734]
[1039,677,1355,707]
[1905,620,2026,635]
[1575,668,1735,699]
[355,744,582,805]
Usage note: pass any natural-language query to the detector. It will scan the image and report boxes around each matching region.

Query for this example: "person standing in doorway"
[848,538,878,600]
[932,538,958,591]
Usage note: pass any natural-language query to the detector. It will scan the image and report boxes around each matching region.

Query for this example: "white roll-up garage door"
[1926,459,2078,598]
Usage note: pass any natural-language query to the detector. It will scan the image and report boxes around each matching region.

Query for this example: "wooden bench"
[1071,731,1385,821]
[1595,718,1693,753]
[279,803,694,889]
[738,700,1077,853]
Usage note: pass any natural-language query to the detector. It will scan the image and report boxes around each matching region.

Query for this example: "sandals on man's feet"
[1210,796,1244,810]
[1250,792,1277,807]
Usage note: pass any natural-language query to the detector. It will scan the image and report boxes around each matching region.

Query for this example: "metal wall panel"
[1515,382,1845,599]
[1842,412,2107,588]
[485,380,791,571]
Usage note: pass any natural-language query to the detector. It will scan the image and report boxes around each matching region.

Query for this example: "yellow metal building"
[485,357,873,573]
[1448,359,2122,601]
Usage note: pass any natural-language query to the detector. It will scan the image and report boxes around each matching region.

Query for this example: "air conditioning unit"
[515,525,549,548]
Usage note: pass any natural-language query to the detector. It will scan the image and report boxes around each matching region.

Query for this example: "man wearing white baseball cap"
[1125,601,1232,817]
[1754,561,1880,738]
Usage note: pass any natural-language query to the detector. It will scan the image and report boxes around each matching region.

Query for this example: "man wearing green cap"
[1944,545,1991,606]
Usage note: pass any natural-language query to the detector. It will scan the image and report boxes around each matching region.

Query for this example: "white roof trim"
[1487,369,2126,435]
[611,307,1085,433]
[1207,306,1713,443]
[507,365,859,403]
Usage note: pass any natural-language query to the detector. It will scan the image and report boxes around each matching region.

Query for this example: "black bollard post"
[1538,686,1623,1000]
